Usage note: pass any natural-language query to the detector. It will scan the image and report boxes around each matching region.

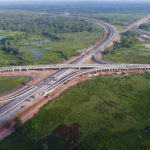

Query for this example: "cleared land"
[1,74,150,150]
[0,77,27,95]
[103,42,150,64]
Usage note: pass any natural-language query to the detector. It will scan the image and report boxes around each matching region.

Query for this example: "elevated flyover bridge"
[0,64,150,72]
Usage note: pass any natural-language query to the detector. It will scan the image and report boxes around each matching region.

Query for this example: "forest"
[0,14,96,34]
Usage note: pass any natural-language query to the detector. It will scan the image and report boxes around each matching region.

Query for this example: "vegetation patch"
[103,42,150,64]
[103,31,150,64]
[139,21,150,32]
[37,132,68,150]
[0,13,104,66]
[1,74,150,149]
[0,77,27,95]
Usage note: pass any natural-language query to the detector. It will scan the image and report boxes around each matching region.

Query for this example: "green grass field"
[18,30,103,65]
[1,74,150,150]
[37,133,68,150]
[0,77,27,95]
[0,30,21,37]
[115,25,126,31]
[103,42,150,64]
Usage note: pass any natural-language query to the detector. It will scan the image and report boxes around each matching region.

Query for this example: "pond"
[45,47,52,50]
[20,49,43,60]
[142,126,150,131]
[24,39,52,47]
[143,44,150,48]
[0,36,5,40]
[0,59,16,64]
[24,42,42,47]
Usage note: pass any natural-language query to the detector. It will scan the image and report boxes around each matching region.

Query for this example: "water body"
[0,36,5,40]
[143,44,150,48]
[139,49,150,52]
[142,126,150,131]
[45,47,52,50]
[0,59,16,64]
[24,42,42,47]
[20,49,43,60]
[24,39,52,47]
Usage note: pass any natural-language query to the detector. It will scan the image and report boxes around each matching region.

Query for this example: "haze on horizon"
[0,0,150,2]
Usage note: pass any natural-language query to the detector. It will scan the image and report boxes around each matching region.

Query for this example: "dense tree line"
[120,31,139,47]
[0,33,30,64]
[0,13,98,36]
[1,33,28,54]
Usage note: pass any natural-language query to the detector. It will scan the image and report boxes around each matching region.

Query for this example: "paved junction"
[0,15,150,128]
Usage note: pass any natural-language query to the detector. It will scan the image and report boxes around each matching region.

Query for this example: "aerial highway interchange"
[0,15,150,126]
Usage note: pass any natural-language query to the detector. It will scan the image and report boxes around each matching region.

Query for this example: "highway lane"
[0,17,116,125]
[3,61,149,101]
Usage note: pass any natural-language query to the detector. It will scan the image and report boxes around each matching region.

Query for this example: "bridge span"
[1,64,150,72]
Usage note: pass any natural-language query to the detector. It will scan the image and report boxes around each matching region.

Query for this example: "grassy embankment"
[0,77,28,95]
[103,42,150,64]
[1,74,150,150]
[0,24,104,67]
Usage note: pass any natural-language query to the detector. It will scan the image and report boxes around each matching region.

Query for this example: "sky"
[0,0,149,2]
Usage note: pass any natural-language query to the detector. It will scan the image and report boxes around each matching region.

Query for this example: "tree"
[14,117,22,131]
[21,52,28,64]
[0,50,3,55]
[42,143,48,150]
